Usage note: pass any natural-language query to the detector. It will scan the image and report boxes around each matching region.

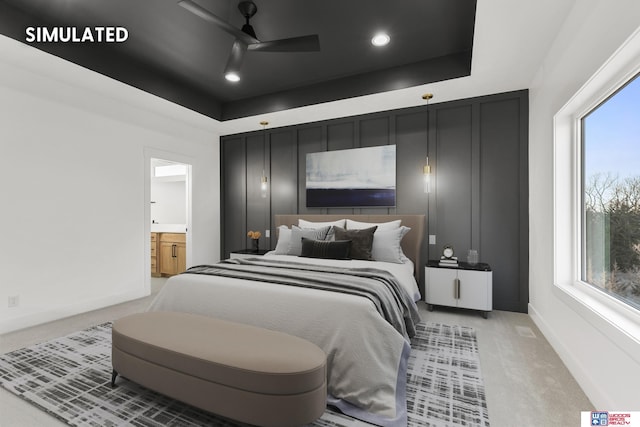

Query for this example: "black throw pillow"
[300,238,352,260]
[333,226,377,260]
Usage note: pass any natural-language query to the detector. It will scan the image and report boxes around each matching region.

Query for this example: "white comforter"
[147,254,421,426]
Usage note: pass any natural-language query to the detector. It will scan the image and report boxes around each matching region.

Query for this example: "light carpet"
[0,322,489,427]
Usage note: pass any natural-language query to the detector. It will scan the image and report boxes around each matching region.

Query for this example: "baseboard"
[528,303,605,409]
[0,289,148,335]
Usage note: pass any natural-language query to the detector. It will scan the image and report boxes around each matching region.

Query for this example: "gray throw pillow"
[333,226,377,260]
[371,226,411,263]
[287,225,331,256]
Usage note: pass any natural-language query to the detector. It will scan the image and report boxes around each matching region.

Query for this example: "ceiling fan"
[178,0,320,82]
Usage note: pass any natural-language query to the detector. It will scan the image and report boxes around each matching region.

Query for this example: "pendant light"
[260,120,269,198]
[422,93,433,193]
[423,156,431,194]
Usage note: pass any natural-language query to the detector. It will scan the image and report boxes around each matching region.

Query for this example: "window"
[154,163,187,178]
[582,74,640,311]
[553,26,640,358]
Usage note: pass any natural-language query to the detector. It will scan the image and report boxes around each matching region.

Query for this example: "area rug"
[0,322,489,427]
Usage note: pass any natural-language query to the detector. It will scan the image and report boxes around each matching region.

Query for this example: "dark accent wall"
[220,89,529,312]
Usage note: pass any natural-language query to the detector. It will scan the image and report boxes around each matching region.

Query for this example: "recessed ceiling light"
[371,33,390,47]
[225,72,240,82]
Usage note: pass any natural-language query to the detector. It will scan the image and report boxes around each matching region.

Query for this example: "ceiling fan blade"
[178,0,259,45]
[224,40,247,76]
[248,34,320,52]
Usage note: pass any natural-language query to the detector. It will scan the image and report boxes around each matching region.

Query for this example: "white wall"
[4,1,639,408]
[0,35,221,333]
[151,179,187,225]
[528,0,640,408]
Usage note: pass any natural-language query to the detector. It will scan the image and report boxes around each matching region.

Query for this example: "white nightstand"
[425,261,493,318]
[230,249,270,260]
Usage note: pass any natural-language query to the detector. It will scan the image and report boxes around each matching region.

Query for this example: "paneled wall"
[220,90,528,312]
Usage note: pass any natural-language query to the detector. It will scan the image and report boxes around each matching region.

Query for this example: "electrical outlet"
[8,295,19,308]
[429,235,436,245]
[265,229,270,238]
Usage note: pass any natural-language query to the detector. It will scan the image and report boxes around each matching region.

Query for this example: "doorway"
[151,158,188,232]
[145,153,192,290]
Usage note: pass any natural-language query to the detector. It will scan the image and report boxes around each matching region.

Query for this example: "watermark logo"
[583,411,639,426]
[25,27,128,43]
[591,411,609,426]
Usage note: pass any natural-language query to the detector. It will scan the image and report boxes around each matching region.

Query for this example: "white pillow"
[298,219,346,229]
[287,225,332,256]
[272,225,292,254]
[298,219,345,241]
[371,226,411,263]
[346,219,401,231]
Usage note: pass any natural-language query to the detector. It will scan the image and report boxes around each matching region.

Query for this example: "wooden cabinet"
[425,261,493,318]
[158,233,186,276]
[150,233,160,277]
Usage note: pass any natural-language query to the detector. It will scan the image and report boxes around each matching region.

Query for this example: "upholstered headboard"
[274,214,425,280]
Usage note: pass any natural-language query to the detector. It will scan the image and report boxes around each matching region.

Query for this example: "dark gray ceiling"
[0,0,476,121]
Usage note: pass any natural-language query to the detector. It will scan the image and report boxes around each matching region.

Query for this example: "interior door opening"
[150,158,191,278]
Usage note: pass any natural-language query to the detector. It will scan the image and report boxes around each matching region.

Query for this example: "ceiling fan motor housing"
[179,0,320,80]
[238,1,258,38]
[238,1,257,19]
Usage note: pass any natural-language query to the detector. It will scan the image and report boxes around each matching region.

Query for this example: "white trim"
[143,148,195,290]
[553,25,640,366]
[528,303,602,407]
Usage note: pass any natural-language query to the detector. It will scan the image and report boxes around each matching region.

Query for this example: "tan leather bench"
[111,311,327,427]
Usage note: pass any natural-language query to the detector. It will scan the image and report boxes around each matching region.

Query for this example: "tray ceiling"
[0,0,476,121]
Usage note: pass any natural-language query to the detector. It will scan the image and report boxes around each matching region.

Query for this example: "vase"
[467,249,478,265]
[252,239,259,252]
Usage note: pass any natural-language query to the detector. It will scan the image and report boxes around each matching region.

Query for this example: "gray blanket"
[185,258,421,341]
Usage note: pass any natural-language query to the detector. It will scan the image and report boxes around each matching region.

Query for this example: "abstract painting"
[306,145,396,207]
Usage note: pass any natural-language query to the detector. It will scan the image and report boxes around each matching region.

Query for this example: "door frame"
[144,148,193,293]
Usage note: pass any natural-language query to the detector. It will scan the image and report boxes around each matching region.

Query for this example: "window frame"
[580,75,640,311]
[553,26,640,363]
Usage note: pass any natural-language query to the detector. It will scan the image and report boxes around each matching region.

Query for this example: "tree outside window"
[582,73,640,310]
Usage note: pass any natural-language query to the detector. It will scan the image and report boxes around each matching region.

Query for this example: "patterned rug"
[0,322,489,427]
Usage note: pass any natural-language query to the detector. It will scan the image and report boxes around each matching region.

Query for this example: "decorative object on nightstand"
[467,249,479,265]
[247,230,262,251]
[439,244,459,267]
[425,260,493,318]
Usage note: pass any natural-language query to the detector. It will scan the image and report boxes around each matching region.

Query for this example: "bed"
[148,214,425,426]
